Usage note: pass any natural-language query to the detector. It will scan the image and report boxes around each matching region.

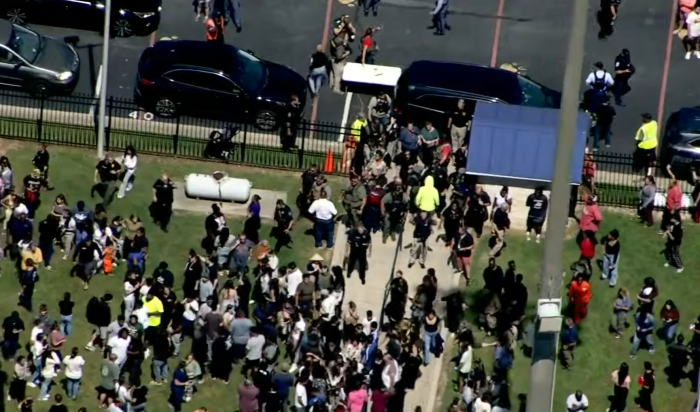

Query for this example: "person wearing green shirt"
[97,354,119,407]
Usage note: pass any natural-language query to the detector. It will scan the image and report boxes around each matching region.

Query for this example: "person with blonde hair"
[611,287,633,339]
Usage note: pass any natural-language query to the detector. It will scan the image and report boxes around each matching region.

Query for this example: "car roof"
[147,40,239,74]
[404,60,522,103]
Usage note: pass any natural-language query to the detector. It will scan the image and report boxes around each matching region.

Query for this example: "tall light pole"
[525,0,587,410]
[96,0,111,159]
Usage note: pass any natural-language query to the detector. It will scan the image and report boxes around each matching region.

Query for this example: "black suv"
[3,0,161,37]
[394,60,561,127]
[0,20,80,96]
[134,40,307,131]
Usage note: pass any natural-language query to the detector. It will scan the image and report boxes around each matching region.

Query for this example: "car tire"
[29,81,51,98]
[255,110,277,131]
[112,18,134,38]
[154,98,178,118]
[6,6,28,26]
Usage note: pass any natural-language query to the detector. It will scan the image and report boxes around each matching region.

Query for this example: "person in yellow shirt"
[633,113,658,176]
[143,292,163,345]
[415,175,440,214]
[20,244,43,271]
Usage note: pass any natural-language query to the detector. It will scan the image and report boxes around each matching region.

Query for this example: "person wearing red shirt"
[568,273,592,324]
[579,231,596,276]
[662,180,682,231]
[371,388,390,412]
[578,195,603,243]
[360,27,381,65]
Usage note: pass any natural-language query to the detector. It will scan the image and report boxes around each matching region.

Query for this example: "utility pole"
[96,0,111,159]
[525,0,587,410]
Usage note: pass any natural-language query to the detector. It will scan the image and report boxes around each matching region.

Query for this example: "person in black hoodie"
[308,45,332,97]
[85,294,112,351]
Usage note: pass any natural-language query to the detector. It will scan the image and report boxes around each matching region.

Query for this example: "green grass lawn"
[0,141,344,412]
[440,213,700,412]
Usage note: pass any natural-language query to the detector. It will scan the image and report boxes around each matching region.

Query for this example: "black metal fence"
[0,89,353,173]
[585,152,694,209]
[0,89,684,208]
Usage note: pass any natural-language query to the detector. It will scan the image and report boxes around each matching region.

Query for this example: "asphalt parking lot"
[7,0,700,155]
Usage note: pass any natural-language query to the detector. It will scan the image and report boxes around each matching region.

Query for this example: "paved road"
[12,0,700,156]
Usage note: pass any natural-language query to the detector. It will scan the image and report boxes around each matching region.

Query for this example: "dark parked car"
[660,107,700,177]
[394,60,561,127]
[134,40,307,131]
[0,20,79,96]
[3,0,161,37]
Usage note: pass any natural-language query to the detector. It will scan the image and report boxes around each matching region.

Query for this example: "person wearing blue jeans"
[308,190,337,248]
[153,359,169,384]
[630,307,655,359]
[660,300,680,344]
[59,292,74,337]
[422,310,440,366]
[66,377,81,400]
[60,315,72,337]
[600,229,620,286]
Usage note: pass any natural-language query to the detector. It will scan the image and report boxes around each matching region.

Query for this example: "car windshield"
[517,75,553,108]
[234,49,266,92]
[7,25,41,64]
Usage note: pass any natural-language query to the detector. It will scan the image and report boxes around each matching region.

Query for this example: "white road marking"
[89,64,103,117]
[338,91,353,143]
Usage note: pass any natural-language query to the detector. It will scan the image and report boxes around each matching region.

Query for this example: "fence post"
[37,96,45,143]
[105,96,113,152]
[173,116,180,155]
[240,121,247,163]
[298,120,307,170]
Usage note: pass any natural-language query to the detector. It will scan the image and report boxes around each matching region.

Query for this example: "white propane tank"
[184,172,252,203]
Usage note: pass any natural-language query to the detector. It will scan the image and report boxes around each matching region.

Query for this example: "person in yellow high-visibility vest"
[342,114,367,173]
[633,113,658,176]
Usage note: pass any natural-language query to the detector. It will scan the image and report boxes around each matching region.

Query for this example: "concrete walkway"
[331,217,461,412]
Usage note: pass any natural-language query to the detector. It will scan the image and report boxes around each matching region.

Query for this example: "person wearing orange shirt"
[568,273,592,324]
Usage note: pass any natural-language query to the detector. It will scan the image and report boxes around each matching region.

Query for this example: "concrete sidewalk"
[331,216,460,412]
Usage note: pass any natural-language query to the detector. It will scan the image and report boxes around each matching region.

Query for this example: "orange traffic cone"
[324,148,334,173]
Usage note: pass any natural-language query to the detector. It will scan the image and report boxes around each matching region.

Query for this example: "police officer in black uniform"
[613,49,634,107]
[151,173,175,232]
[345,223,371,284]
[32,143,53,190]
[381,182,407,243]
[92,155,121,207]
[272,199,294,252]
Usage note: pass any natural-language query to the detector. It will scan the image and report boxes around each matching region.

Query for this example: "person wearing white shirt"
[115,380,132,406]
[182,297,199,334]
[361,311,375,336]
[132,302,149,329]
[63,347,85,400]
[585,62,614,92]
[117,146,138,199]
[30,322,43,344]
[320,289,342,321]
[124,278,140,320]
[38,351,61,400]
[107,329,131,371]
[295,375,309,409]
[286,265,303,298]
[686,7,700,60]
[565,390,589,412]
[458,342,473,386]
[307,190,337,249]
[474,394,492,412]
